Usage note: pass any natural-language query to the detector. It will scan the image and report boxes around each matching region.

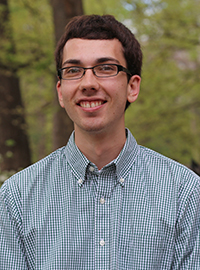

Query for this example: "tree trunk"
[50,0,84,43]
[0,0,31,172]
[0,75,31,171]
[50,0,84,149]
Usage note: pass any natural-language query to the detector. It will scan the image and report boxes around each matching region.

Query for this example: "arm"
[0,181,28,270]
[172,175,200,269]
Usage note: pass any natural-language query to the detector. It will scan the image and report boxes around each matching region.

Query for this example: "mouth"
[78,100,106,108]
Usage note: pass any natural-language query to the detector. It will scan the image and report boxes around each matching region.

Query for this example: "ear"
[56,80,64,108]
[127,75,141,104]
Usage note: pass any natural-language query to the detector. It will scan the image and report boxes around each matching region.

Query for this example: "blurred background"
[0,0,200,183]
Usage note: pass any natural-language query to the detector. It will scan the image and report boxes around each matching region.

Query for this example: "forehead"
[62,38,126,66]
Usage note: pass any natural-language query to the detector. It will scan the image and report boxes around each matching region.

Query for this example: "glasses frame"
[57,64,132,80]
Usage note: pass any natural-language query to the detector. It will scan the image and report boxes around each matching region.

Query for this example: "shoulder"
[139,145,199,175]
[136,145,200,194]
[0,146,67,196]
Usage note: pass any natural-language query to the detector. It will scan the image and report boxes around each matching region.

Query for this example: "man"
[0,15,200,269]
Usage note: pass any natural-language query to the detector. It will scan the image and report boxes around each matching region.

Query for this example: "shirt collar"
[65,129,139,186]
[65,131,89,182]
[113,128,139,185]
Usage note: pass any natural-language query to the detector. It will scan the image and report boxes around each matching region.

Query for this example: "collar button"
[100,197,105,204]
[120,178,125,184]
[89,166,95,172]
[78,179,83,185]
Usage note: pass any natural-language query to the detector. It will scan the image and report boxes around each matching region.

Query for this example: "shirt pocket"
[119,233,173,270]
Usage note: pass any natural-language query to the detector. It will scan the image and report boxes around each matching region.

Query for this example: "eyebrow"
[62,57,120,67]
[95,57,120,64]
[62,59,81,66]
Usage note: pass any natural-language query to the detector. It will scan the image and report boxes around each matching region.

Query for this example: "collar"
[64,129,139,187]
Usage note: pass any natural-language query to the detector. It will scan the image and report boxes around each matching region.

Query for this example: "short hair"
[55,14,142,109]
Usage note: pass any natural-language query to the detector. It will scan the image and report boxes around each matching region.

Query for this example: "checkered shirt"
[0,129,200,269]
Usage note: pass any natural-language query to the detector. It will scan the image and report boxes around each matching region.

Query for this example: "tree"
[50,0,84,150]
[1,0,199,169]
[0,0,31,172]
[122,0,200,165]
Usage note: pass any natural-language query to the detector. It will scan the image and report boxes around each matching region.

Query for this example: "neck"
[74,128,127,170]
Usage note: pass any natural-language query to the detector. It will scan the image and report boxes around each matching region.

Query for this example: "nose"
[78,69,100,92]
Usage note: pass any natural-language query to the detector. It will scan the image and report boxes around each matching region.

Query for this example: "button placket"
[100,239,105,246]
[95,174,110,269]
[100,197,106,204]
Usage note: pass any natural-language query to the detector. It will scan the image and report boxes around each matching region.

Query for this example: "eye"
[98,64,115,71]
[65,67,82,74]
[61,67,83,79]
[95,64,117,76]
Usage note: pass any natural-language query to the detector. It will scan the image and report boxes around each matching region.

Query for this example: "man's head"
[55,15,142,74]
[55,15,142,111]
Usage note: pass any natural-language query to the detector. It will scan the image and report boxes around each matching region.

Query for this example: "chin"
[79,123,108,134]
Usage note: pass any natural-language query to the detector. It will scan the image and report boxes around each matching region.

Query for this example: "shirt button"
[78,179,83,185]
[100,197,105,204]
[120,178,125,184]
[89,166,95,172]
[100,239,105,246]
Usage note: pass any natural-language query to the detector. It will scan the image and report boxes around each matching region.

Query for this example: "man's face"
[57,38,140,136]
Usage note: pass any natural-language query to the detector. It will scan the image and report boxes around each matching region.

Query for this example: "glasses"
[58,64,132,80]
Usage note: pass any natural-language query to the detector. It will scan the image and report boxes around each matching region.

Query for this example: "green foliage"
[83,0,128,18]
[5,139,16,147]
[7,0,56,162]
[123,0,200,165]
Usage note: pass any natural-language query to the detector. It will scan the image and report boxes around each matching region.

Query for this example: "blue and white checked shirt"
[0,129,200,269]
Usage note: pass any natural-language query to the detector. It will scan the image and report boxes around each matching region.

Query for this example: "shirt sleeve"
[172,173,200,269]
[0,180,28,270]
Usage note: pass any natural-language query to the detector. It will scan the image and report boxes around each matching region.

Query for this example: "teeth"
[80,101,103,108]
[81,102,89,108]
[91,101,99,108]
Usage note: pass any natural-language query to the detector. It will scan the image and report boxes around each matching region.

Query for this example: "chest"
[23,171,176,269]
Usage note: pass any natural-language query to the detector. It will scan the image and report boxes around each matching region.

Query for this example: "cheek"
[58,90,71,109]
[107,79,127,95]
[114,82,129,102]
[58,94,64,108]
[57,89,64,108]
[57,82,65,107]
[112,92,127,115]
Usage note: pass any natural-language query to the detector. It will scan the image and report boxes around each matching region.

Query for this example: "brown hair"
[55,15,142,109]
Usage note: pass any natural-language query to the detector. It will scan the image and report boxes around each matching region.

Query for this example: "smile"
[79,101,105,108]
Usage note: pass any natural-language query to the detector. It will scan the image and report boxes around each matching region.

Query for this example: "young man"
[0,15,200,269]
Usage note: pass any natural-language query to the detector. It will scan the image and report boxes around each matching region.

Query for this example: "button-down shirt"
[0,129,200,269]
